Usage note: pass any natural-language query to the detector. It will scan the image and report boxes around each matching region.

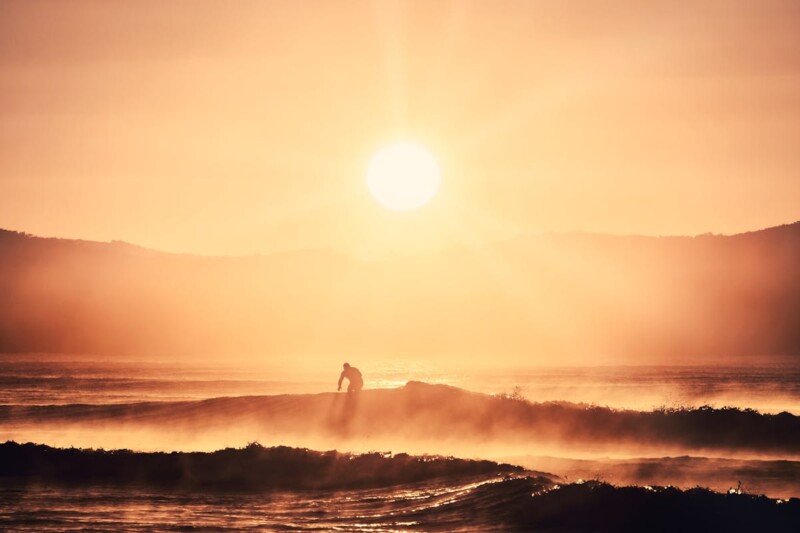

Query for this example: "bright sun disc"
[366,142,441,211]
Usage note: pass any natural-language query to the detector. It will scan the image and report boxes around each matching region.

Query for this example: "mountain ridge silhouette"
[1,221,799,360]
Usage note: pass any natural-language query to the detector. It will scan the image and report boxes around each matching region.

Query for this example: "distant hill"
[1,222,799,362]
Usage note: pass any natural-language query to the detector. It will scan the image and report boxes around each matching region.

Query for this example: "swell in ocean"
[2,358,799,413]
[1,442,799,533]
[2,374,800,530]
[2,381,798,457]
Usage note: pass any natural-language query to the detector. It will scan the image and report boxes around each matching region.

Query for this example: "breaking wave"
[0,441,526,490]
[1,441,799,532]
[2,382,798,454]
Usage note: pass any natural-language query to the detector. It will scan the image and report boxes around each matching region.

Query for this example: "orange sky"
[2,0,799,257]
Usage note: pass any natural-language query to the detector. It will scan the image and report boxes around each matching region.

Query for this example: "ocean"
[2,357,798,413]
[1,356,799,531]
[0,475,523,532]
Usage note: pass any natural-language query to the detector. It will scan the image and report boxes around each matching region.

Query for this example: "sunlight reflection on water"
[0,478,516,532]
[1,357,798,414]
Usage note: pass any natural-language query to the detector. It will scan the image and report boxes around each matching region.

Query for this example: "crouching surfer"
[337,363,363,393]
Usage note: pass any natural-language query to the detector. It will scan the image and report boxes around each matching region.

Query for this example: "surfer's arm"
[337,372,344,391]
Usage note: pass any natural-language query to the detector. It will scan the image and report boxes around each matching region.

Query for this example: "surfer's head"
[343,362,350,369]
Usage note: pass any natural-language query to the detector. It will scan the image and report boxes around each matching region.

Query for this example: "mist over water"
[2,445,798,532]
[2,357,799,414]
[2,356,799,530]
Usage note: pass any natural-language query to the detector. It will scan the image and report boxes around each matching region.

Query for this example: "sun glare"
[366,142,441,211]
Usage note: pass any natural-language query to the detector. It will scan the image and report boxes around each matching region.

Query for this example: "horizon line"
[2,218,799,260]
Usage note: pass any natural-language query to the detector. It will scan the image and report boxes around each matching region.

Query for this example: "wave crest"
[0,441,525,490]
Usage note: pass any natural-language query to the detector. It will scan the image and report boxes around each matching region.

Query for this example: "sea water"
[0,356,798,414]
[1,356,799,530]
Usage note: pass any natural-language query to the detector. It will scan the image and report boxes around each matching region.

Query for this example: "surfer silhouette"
[337,363,363,393]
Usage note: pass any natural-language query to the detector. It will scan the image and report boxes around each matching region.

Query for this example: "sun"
[366,142,441,211]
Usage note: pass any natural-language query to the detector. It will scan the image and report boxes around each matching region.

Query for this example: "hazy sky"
[2,0,799,256]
